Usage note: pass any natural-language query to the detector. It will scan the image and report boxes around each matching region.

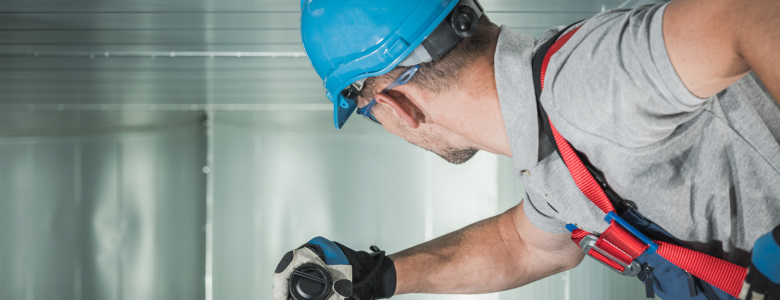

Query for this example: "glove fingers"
[273,248,328,300]
[276,251,295,273]
[299,243,327,262]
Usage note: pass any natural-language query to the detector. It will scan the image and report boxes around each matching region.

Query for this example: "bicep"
[663,0,751,98]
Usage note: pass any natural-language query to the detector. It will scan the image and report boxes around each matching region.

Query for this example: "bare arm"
[389,202,584,295]
[664,0,780,102]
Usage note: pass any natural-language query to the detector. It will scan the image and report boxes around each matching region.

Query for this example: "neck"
[437,52,513,157]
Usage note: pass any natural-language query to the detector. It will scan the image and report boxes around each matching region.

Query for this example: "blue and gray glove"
[273,237,396,300]
[739,225,780,300]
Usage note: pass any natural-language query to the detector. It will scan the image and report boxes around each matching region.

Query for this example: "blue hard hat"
[301,0,480,129]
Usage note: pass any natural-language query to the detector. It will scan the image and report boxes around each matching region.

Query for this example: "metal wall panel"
[0,116,206,300]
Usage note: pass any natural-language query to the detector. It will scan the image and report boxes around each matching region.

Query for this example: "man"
[274,0,780,299]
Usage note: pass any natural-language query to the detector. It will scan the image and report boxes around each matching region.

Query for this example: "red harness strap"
[540,27,747,297]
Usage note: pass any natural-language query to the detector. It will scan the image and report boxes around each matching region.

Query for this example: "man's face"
[373,101,479,165]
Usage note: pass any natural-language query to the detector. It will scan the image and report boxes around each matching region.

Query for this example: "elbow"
[551,245,585,274]
[560,251,585,271]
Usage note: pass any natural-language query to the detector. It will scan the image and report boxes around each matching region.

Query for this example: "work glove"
[273,237,396,300]
[739,225,780,300]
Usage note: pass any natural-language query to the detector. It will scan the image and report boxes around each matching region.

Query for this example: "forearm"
[389,211,524,295]
[389,204,583,295]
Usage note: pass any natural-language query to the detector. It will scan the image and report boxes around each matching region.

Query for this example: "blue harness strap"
[624,210,737,300]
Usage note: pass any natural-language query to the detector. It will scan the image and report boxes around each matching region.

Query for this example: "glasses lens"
[365,114,381,124]
[356,105,381,125]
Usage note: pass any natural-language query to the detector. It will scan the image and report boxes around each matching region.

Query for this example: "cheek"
[386,121,442,151]
[375,105,450,151]
[380,114,409,139]
[376,105,414,136]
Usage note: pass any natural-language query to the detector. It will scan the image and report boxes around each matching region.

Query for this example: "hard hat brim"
[328,91,357,130]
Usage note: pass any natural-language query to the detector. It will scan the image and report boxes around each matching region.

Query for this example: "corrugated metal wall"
[0,0,664,299]
[0,113,206,300]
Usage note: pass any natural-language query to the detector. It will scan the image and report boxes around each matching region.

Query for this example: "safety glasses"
[356,65,420,125]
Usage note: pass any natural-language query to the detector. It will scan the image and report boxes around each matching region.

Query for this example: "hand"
[273,237,396,300]
[739,225,780,300]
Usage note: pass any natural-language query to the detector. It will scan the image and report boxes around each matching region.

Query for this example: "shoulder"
[540,4,711,148]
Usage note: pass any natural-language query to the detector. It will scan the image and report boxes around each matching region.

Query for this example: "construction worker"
[274,0,780,299]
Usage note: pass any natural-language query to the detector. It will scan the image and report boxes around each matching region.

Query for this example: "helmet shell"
[300,0,460,129]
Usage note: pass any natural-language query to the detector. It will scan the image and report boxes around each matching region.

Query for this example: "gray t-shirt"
[496,3,780,266]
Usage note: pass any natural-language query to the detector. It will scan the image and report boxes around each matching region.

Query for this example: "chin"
[410,140,480,165]
[433,147,480,165]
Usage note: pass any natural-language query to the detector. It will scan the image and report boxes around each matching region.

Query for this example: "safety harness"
[532,23,749,300]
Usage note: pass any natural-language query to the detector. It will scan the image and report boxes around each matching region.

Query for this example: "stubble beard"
[384,107,479,165]
[434,147,479,165]
[400,124,479,165]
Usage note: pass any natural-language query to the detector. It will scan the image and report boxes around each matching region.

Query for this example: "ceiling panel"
[0,13,300,29]
[0,0,640,13]
[0,45,305,52]
[0,30,299,45]
[0,0,300,13]
[0,55,315,67]
[0,0,666,110]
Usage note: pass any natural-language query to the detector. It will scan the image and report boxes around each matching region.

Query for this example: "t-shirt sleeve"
[543,3,710,148]
[522,193,570,234]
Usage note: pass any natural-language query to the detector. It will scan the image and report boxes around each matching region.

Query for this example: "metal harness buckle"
[575,212,660,277]
[579,235,643,276]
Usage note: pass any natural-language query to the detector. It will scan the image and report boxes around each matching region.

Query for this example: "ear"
[374,89,425,129]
